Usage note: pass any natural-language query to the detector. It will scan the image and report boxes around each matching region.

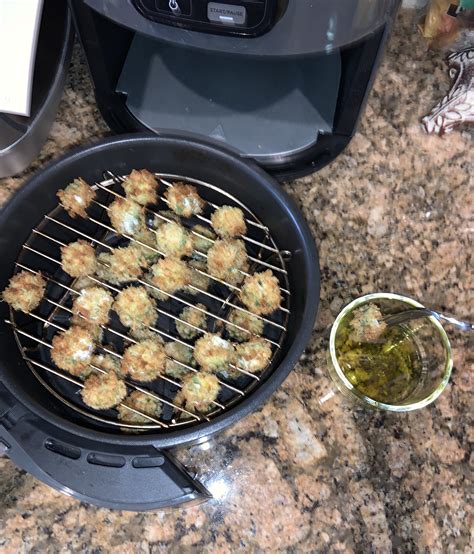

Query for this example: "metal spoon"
[382,308,474,332]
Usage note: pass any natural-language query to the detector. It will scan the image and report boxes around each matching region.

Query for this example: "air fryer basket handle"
[0,412,209,510]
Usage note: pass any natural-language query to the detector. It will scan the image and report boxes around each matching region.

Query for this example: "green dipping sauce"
[335,310,424,404]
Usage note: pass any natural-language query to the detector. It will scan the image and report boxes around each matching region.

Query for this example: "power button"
[154,0,192,16]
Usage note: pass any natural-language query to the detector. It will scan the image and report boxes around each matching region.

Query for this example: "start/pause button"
[207,2,247,25]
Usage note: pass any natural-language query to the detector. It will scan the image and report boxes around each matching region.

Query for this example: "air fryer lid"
[0,134,319,509]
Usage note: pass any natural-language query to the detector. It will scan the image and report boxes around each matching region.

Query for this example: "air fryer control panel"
[133,0,278,37]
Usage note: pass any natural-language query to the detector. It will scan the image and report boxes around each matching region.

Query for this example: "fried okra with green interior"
[51,326,95,377]
[207,239,249,286]
[164,341,195,378]
[61,240,97,278]
[92,351,122,377]
[122,169,158,206]
[348,303,387,343]
[96,244,147,284]
[177,373,220,413]
[71,286,113,325]
[1,271,45,313]
[186,259,210,295]
[133,227,160,264]
[108,197,146,236]
[142,274,168,302]
[191,224,216,254]
[176,303,207,340]
[121,339,166,382]
[130,325,163,342]
[117,391,162,424]
[57,177,96,219]
[234,337,272,374]
[211,206,247,238]
[239,270,281,315]
[149,258,191,296]
[81,371,127,410]
[113,286,157,332]
[95,253,116,284]
[153,210,180,227]
[194,333,235,373]
[70,284,106,339]
[225,308,264,341]
[165,182,204,217]
[155,221,193,258]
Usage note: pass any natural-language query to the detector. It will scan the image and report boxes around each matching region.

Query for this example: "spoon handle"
[437,312,474,332]
[382,309,474,332]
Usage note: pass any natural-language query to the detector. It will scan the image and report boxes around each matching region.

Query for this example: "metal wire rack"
[7,172,291,432]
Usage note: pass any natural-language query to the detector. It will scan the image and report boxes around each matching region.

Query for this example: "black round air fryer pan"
[0,134,319,510]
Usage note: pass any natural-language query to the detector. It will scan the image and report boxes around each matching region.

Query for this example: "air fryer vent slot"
[87,452,126,468]
[44,438,81,460]
[132,455,165,468]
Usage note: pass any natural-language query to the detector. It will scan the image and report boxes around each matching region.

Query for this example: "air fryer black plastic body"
[68,0,400,180]
[0,134,319,510]
[0,385,210,510]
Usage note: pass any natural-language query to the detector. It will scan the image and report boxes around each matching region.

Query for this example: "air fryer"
[68,0,401,180]
[0,133,320,510]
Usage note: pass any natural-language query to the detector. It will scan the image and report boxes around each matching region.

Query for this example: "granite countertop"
[0,10,472,553]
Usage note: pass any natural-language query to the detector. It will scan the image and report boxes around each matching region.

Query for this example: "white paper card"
[0,0,44,116]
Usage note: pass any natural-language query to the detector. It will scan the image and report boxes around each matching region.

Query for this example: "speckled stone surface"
[0,10,472,553]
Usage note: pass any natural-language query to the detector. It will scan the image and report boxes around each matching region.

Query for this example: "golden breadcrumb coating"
[129,325,163,342]
[1,271,45,313]
[122,169,158,206]
[117,391,162,424]
[61,240,97,278]
[186,259,211,295]
[121,339,166,382]
[207,239,248,286]
[155,221,193,258]
[108,197,146,236]
[239,270,282,315]
[57,178,96,219]
[113,286,157,331]
[211,206,246,238]
[165,182,204,217]
[234,337,272,373]
[225,308,264,341]
[164,341,195,378]
[92,351,122,377]
[177,373,220,413]
[81,371,127,410]
[149,258,191,295]
[96,244,147,284]
[72,286,113,325]
[176,303,207,340]
[51,326,95,377]
[194,333,235,373]
[349,303,387,343]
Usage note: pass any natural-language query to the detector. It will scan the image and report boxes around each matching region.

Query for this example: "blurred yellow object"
[418,0,460,47]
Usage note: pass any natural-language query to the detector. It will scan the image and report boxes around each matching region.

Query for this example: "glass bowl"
[328,293,453,412]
